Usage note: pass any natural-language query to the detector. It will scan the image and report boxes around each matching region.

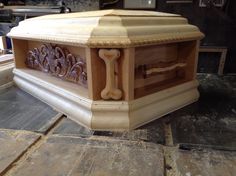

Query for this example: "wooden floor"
[0,74,235,176]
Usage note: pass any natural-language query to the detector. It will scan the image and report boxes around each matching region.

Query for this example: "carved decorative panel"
[25,44,87,86]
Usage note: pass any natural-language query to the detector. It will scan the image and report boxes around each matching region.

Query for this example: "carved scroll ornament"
[26,44,87,86]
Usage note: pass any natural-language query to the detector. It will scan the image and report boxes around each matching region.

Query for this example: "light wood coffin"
[8,9,204,130]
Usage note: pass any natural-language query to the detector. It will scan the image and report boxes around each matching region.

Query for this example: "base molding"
[14,68,199,131]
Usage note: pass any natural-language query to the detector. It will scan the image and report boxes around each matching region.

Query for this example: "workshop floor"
[0,74,235,176]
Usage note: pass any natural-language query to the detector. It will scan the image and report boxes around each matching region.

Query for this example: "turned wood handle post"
[99,49,122,100]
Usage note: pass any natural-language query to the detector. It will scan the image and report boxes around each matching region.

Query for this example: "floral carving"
[25,44,87,86]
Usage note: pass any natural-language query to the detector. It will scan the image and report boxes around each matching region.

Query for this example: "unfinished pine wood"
[135,44,178,67]
[134,42,194,98]
[178,40,199,81]
[118,48,135,101]
[7,10,204,48]
[9,9,203,130]
[15,68,89,98]
[134,72,176,89]
[135,78,188,99]
[12,39,28,68]
[86,48,106,100]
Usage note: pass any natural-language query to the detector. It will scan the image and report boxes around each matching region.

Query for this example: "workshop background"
[1,0,235,73]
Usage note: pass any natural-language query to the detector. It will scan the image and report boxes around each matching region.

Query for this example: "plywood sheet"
[12,136,164,176]
[0,129,40,175]
[0,86,61,134]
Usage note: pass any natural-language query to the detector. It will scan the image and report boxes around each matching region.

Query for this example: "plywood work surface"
[0,54,14,65]
[0,74,236,176]
[12,136,164,176]
[0,129,40,175]
[0,86,61,134]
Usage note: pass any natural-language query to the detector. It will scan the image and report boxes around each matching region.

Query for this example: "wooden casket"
[8,9,204,130]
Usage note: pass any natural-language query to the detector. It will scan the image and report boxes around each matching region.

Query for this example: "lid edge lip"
[8,32,204,48]
[26,9,181,20]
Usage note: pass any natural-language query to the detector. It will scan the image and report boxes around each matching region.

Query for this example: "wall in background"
[1,0,99,12]
[101,0,236,74]
[25,0,99,12]
[157,0,236,74]
[0,0,99,43]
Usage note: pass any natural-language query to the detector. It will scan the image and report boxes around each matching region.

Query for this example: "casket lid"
[8,9,204,48]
